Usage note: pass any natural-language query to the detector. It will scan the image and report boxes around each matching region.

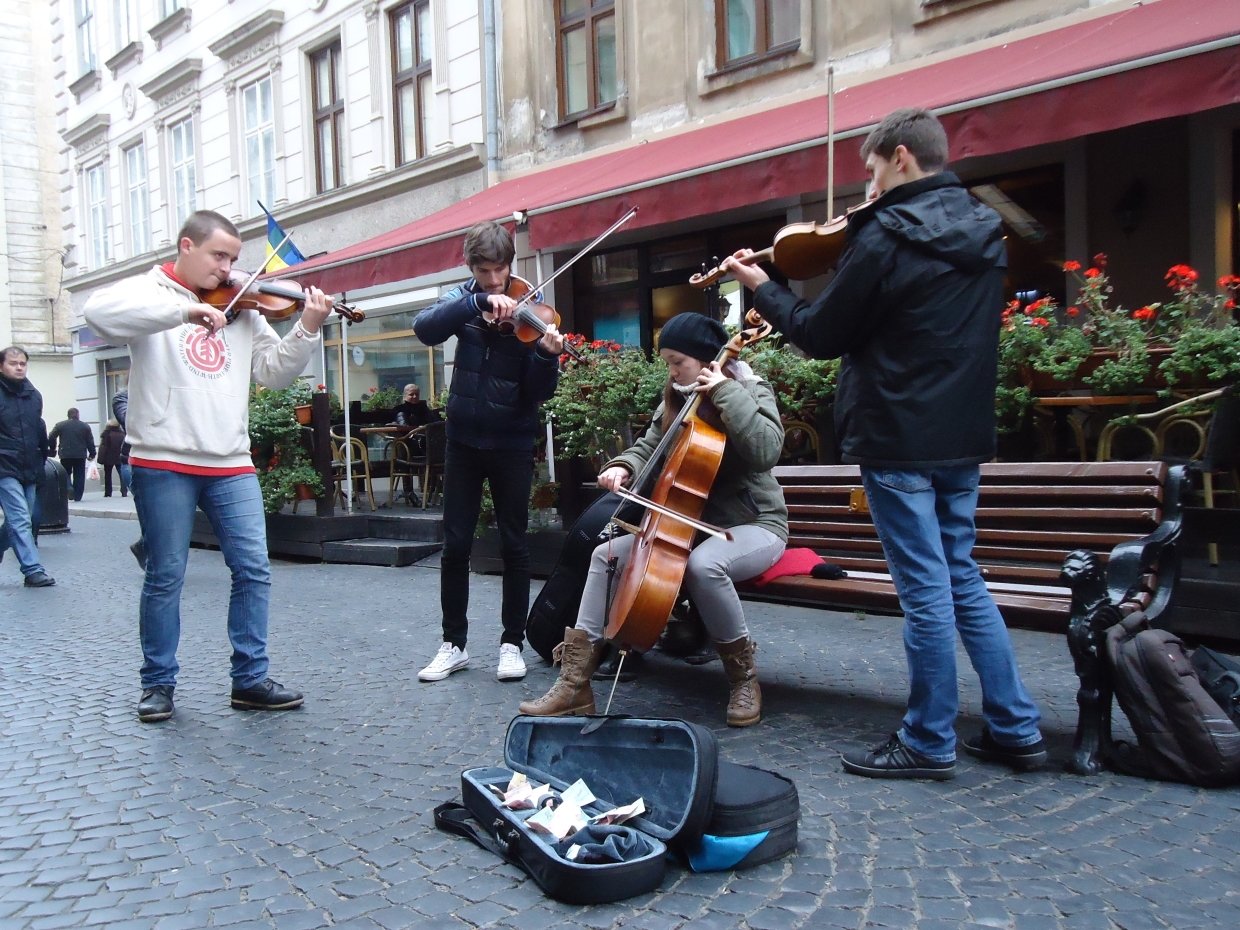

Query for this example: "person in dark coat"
[723,108,1044,780]
[392,383,440,429]
[97,419,128,497]
[411,221,563,685]
[112,390,145,567]
[49,407,96,501]
[0,346,54,586]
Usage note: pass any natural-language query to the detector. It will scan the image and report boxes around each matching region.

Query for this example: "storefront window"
[322,307,443,411]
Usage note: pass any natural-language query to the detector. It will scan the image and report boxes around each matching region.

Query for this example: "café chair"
[330,431,377,512]
[388,435,421,506]
[412,420,447,509]
[1105,386,1240,565]
[780,418,820,465]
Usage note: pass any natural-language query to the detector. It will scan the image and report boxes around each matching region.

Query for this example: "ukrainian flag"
[258,201,306,271]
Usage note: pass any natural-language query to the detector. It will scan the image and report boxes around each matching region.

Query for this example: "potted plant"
[996,256,1240,429]
[361,385,403,414]
[545,335,665,463]
[248,380,325,514]
[745,335,839,422]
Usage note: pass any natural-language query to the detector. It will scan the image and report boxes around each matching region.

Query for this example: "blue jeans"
[0,477,46,577]
[131,467,272,690]
[861,465,1042,762]
[439,441,534,650]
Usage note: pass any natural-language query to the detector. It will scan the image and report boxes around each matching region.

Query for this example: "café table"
[1031,393,1160,461]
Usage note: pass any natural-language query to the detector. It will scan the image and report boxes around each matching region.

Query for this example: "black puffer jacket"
[413,279,559,451]
[0,375,49,484]
[754,172,1007,469]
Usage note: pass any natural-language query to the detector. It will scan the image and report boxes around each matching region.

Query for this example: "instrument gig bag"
[686,760,800,872]
[437,715,718,904]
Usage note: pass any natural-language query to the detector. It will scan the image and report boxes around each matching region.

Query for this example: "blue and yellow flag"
[258,201,306,271]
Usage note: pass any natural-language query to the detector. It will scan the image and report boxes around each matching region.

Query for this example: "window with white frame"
[716,0,800,67]
[158,0,181,18]
[168,115,197,230]
[123,142,151,256]
[390,1,432,165]
[75,0,96,74]
[242,75,276,210]
[85,162,111,269]
[112,0,132,51]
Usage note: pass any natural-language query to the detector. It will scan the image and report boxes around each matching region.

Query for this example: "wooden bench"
[737,461,1188,775]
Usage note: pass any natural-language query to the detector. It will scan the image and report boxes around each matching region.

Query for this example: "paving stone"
[2,516,1239,930]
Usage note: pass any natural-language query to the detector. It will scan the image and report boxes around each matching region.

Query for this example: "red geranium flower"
[1062,260,1081,272]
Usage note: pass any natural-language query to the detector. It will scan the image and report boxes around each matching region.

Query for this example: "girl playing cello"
[518,312,788,727]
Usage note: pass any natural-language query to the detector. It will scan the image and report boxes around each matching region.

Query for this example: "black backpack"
[1104,612,1240,787]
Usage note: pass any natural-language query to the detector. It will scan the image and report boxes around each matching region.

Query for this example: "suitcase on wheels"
[440,715,718,903]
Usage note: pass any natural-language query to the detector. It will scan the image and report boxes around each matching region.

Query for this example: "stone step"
[366,512,444,542]
[322,537,442,568]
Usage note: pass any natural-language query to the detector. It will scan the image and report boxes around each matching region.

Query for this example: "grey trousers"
[576,524,785,645]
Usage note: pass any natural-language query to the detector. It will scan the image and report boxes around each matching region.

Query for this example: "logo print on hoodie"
[179,326,232,379]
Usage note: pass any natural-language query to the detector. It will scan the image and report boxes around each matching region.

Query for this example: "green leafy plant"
[745,336,839,420]
[996,257,1240,426]
[545,335,665,461]
[361,385,403,412]
[249,380,324,514]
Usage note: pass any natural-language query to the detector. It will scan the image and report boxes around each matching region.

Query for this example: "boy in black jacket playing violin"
[412,221,564,684]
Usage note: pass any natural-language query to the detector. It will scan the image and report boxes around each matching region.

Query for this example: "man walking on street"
[49,408,96,501]
[0,347,55,587]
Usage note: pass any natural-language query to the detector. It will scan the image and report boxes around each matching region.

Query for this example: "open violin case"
[434,715,799,904]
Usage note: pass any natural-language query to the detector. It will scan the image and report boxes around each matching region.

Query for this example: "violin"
[201,274,365,324]
[690,200,874,289]
[481,274,583,361]
[603,308,773,653]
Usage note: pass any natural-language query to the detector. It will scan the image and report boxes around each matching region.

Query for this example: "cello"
[603,308,773,653]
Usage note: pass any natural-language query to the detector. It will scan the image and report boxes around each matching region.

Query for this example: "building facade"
[1,1,74,418]
[52,0,1240,431]
[53,0,492,427]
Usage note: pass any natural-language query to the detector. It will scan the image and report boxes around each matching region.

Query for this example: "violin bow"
[510,206,638,315]
[220,231,293,324]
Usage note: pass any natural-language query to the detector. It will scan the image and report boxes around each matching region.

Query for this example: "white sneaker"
[419,643,469,682]
[497,643,527,681]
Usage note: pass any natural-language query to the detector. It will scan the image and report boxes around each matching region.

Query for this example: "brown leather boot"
[518,628,607,716]
[716,636,762,727]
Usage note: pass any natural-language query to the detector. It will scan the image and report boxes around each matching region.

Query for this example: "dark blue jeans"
[439,440,534,651]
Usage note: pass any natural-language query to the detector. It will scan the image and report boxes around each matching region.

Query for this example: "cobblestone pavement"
[2,506,1237,930]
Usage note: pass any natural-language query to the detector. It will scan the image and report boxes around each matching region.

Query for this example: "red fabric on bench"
[747,547,825,586]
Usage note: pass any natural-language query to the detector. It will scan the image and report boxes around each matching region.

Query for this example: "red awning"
[286,0,1239,295]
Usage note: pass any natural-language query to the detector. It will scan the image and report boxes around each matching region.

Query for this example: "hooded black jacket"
[754,172,1007,469]
[413,278,559,451]
[0,374,49,484]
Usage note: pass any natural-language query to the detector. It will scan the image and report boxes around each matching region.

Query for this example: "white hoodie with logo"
[84,265,321,470]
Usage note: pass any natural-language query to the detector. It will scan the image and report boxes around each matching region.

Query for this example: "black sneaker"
[841,733,956,780]
[138,685,174,723]
[23,572,55,588]
[962,729,1048,771]
[231,678,304,711]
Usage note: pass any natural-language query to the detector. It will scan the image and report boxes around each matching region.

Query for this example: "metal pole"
[340,319,354,514]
